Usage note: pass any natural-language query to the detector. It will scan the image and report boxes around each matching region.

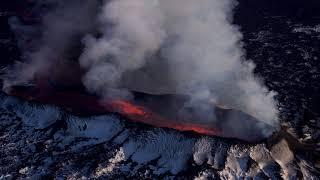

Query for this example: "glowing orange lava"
[103,100,222,136]
[7,84,222,137]
[110,100,146,116]
[171,123,221,136]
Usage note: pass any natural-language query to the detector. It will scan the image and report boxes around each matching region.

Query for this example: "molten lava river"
[5,80,276,142]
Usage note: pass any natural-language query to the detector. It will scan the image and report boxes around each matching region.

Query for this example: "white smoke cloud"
[80,0,278,127]
[5,0,279,134]
[79,0,166,99]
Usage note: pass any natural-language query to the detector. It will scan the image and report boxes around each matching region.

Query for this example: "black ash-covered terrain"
[0,0,320,179]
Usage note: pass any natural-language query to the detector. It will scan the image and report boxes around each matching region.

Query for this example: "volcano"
[4,76,276,142]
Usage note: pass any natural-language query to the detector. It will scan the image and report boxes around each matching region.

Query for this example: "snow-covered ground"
[0,94,318,179]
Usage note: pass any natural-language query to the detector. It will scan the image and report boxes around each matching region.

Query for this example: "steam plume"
[5,0,279,134]
[80,0,278,127]
[80,0,166,99]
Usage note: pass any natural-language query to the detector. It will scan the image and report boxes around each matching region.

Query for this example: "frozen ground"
[0,94,319,179]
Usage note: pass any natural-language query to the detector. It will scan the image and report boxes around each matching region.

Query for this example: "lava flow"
[4,77,275,142]
[5,82,222,137]
[104,100,222,136]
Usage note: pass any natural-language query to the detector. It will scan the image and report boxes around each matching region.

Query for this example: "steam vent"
[0,0,319,179]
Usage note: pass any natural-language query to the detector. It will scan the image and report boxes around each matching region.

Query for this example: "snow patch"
[95,148,126,177]
[66,115,123,140]
[193,137,216,165]
[123,130,194,175]
[113,129,129,144]
[292,25,320,34]
[0,95,61,129]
